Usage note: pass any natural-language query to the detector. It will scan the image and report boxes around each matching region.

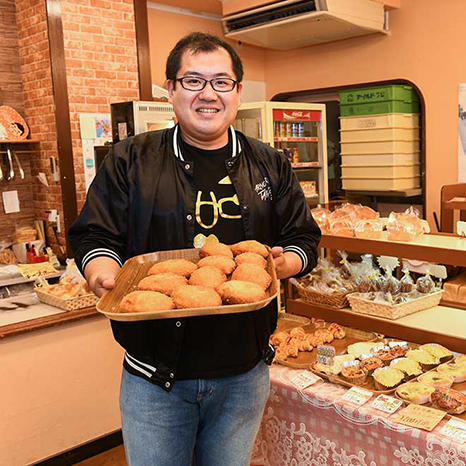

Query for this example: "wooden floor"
[74,445,127,466]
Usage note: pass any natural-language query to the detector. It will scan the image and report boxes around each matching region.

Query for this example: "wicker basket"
[35,289,99,311]
[347,291,443,320]
[290,278,354,308]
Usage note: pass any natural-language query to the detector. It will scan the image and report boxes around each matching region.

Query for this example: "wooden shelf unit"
[0,139,39,144]
[287,232,466,350]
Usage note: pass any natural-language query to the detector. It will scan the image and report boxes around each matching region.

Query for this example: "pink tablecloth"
[251,364,466,466]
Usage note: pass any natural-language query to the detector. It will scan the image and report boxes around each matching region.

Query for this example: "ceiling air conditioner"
[221,0,388,50]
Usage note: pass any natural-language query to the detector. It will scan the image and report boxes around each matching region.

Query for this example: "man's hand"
[84,257,121,297]
[271,247,302,279]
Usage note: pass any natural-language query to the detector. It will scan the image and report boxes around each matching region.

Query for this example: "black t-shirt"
[175,135,261,380]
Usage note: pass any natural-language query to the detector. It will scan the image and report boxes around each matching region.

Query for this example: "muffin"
[340,361,368,386]
[359,354,384,375]
[406,349,440,371]
[419,343,453,363]
[437,363,466,383]
[418,372,455,389]
[455,355,466,366]
[347,342,379,359]
[388,341,409,358]
[390,357,422,379]
[376,346,398,366]
[373,367,405,391]
[396,382,435,404]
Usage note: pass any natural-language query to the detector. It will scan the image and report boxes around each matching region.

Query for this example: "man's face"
[167,48,242,149]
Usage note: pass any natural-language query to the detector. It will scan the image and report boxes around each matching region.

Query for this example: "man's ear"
[166,80,175,104]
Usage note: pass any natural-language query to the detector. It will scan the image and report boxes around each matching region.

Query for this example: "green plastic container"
[340,100,420,117]
[340,85,420,105]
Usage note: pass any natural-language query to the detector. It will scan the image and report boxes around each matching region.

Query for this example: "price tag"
[377,256,400,270]
[317,345,336,365]
[17,262,58,279]
[441,418,466,443]
[371,394,403,414]
[395,404,446,431]
[341,386,373,406]
[290,370,321,390]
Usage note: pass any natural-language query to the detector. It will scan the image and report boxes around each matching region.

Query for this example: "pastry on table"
[418,372,455,389]
[341,361,368,386]
[314,328,334,344]
[388,341,409,358]
[405,349,440,371]
[234,252,267,268]
[197,255,236,275]
[418,343,453,363]
[231,263,272,290]
[430,388,466,414]
[137,273,188,295]
[289,326,306,340]
[172,285,222,309]
[347,342,379,359]
[455,354,466,366]
[437,362,466,383]
[396,382,435,404]
[372,367,405,390]
[359,354,384,375]
[390,357,422,379]
[230,240,268,258]
[313,355,353,376]
[188,266,227,289]
[327,323,346,339]
[270,331,290,347]
[376,346,398,366]
[217,280,266,304]
[200,241,233,259]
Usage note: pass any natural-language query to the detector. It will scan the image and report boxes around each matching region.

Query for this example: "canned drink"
[292,123,299,138]
[279,122,286,138]
[292,148,300,163]
[298,123,304,137]
[286,122,292,138]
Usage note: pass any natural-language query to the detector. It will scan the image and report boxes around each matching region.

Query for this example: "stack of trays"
[339,86,421,192]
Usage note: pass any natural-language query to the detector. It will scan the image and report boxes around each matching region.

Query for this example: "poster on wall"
[458,84,466,181]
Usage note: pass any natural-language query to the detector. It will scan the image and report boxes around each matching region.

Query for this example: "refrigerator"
[235,101,328,205]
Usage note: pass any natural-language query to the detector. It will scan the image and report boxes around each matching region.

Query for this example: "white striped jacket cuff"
[81,248,123,272]
[282,245,308,274]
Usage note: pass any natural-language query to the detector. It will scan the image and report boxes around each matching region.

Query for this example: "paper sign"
[395,404,446,431]
[342,386,373,406]
[317,345,336,365]
[2,190,20,213]
[429,264,448,280]
[290,371,321,390]
[457,221,466,237]
[441,418,466,443]
[371,394,403,414]
[17,263,58,279]
[377,256,400,270]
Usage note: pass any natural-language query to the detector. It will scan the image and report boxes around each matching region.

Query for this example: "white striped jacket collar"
[172,125,242,161]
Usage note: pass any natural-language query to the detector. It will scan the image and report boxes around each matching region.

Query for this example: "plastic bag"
[400,268,415,293]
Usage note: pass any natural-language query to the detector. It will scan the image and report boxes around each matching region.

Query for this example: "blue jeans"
[120,360,270,466]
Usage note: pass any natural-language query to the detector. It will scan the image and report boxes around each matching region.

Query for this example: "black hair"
[166,32,244,86]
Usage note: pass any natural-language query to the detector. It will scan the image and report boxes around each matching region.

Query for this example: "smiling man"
[68,32,321,466]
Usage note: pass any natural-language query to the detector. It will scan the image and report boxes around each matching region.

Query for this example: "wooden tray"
[276,312,310,333]
[274,324,378,369]
[97,248,278,321]
[395,364,466,419]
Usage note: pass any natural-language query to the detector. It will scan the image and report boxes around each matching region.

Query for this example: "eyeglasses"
[175,76,237,92]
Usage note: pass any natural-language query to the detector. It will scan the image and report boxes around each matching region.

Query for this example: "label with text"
[395,404,446,431]
[342,386,373,406]
[371,394,403,414]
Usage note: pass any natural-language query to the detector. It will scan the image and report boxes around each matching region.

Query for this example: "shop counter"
[251,364,466,466]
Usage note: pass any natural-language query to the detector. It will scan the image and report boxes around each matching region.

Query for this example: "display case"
[235,101,329,205]
[287,233,466,353]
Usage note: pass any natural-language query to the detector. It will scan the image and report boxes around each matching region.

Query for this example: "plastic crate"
[341,164,420,179]
[340,85,419,105]
[341,153,420,167]
[340,101,420,117]
[340,113,420,130]
[342,177,420,191]
[340,127,420,143]
[341,140,420,155]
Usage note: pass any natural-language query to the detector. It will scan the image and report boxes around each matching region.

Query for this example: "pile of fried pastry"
[40,276,92,299]
[270,322,346,361]
[120,239,273,313]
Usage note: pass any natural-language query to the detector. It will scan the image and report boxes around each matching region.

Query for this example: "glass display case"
[235,101,329,205]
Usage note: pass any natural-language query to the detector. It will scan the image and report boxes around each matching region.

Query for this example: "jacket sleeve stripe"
[124,354,153,378]
[82,248,124,270]
[283,245,308,274]
[126,352,157,372]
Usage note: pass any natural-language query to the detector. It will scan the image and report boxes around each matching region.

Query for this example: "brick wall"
[0,0,35,241]
[60,0,140,211]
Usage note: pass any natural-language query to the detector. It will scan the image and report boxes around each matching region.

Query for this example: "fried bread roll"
[172,285,222,309]
[230,240,268,258]
[137,273,188,295]
[120,291,175,313]
[188,266,227,289]
[231,263,272,290]
[148,259,198,278]
[199,241,233,259]
[197,255,236,275]
[234,252,267,268]
[217,280,266,304]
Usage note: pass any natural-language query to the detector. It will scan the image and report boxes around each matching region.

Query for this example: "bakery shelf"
[287,299,466,353]
[320,233,466,267]
[0,139,40,144]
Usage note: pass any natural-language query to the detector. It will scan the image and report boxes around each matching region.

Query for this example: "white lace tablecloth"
[251,364,466,466]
